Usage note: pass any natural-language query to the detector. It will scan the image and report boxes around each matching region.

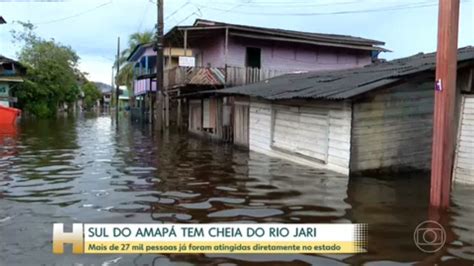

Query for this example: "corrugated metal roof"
[214,46,474,100]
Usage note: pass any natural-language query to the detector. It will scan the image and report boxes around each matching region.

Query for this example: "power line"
[34,1,112,25]
[137,0,154,31]
[165,1,191,21]
[192,0,360,8]
[220,0,253,14]
[192,0,471,16]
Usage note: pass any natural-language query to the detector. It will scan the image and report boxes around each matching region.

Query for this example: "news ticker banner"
[53,223,368,254]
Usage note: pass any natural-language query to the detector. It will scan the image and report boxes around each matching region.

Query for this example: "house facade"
[203,47,474,179]
[128,45,195,123]
[171,19,385,141]
[0,56,25,108]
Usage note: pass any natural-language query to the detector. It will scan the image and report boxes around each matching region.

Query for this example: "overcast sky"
[0,0,472,84]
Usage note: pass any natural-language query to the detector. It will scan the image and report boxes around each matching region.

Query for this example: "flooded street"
[0,115,473,265]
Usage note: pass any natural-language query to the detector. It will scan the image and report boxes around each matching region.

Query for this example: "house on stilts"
[0,55,25,108]
[127,19,386,128]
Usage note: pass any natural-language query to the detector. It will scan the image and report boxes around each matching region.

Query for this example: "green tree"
[11,22,82,117]
[82,82,101,110]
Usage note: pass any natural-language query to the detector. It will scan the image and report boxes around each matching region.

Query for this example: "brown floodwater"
[0,115,473,265]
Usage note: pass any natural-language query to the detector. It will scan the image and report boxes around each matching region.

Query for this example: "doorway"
[246,47,261,69]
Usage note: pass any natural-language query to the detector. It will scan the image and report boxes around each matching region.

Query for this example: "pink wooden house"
[128,19,386,136]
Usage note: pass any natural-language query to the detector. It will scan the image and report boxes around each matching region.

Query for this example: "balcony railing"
[134,66,303,96]
[225,67,292,87]
[0,70,18,76]
[164,66,226,88]
[164,66,297,89]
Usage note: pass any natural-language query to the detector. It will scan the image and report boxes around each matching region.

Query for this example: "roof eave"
[126,43,154,62]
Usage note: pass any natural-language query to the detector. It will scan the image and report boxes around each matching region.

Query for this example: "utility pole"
[115,37,121,122]
[111,66,114,112]
[155,0,164,130]
[430,0,460,209]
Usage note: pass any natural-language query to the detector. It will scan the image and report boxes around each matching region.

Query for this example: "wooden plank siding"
[350,80,435,174]
[188,99,202,133]
[272,107,329,162]
[248,99,352,175]
[233,100,250,147]
[453,95,474,184]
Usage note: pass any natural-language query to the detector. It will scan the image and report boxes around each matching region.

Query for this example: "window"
[246,47,261,69]
[3,63,13,70]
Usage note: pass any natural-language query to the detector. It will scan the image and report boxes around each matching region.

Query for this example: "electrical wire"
[192,0,360,8]
[137,0,154,31]
[34,1,112,25]
[192,0,471,16]
[165,1,191,22]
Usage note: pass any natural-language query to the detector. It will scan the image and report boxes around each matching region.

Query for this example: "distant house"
[127,45,195,122]
[0,56,25,108]
[118,87,130,111]
[94,82,113,110]
[191,47,474,179]
[128,19,386,126]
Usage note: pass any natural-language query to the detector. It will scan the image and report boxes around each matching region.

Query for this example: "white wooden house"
[200,47,474,179]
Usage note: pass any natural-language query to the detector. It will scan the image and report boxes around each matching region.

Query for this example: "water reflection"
[0,116,472,265]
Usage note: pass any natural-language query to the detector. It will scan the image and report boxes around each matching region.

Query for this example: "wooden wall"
[350,79,435,174]
[454,95,474,184]
[188,97,227,140]
[188,99,202,133]
[249,99,352,175]
[234,100,249,147]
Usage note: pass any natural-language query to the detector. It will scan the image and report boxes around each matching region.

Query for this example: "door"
[189,100,202,131]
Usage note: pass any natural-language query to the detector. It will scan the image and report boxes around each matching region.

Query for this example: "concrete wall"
[249,99,352,175]
[350,79,435,174]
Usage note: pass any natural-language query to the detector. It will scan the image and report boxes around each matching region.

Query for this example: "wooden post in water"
[155,0,164,130]
[115,37,120,122]
[430,0,460,209]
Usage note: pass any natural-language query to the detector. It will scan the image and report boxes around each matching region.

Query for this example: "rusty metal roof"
[214,46,474,100]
